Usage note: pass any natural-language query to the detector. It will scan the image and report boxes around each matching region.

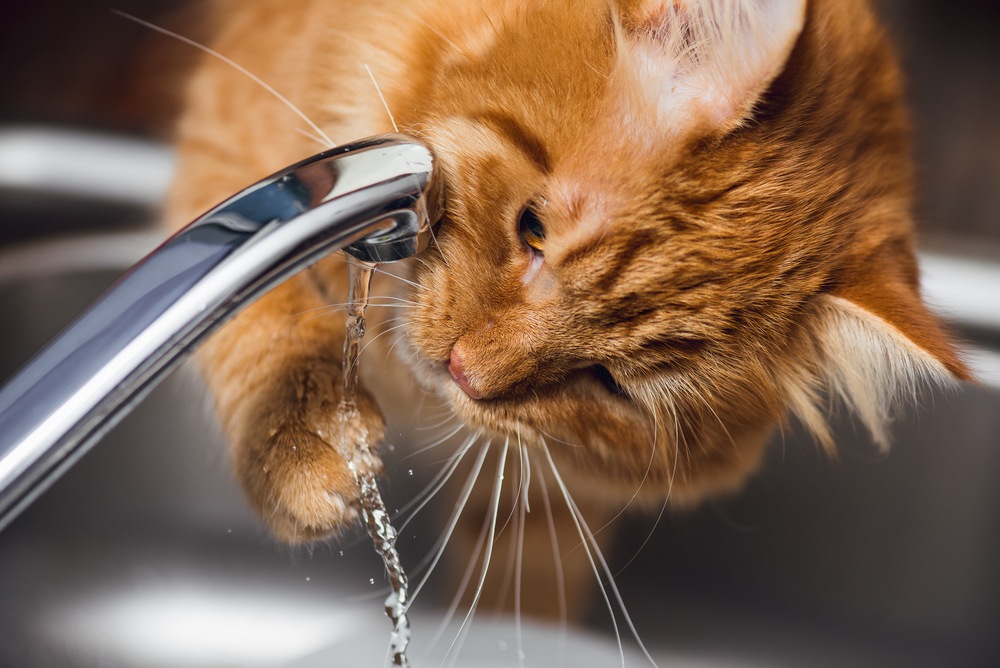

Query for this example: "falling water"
[338,258,411,667]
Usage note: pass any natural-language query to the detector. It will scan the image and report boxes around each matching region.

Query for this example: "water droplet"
[407,469,413,476]
[516,650,526,660]
[305,577,311,582]
[291,446,297,451]
[497,640,508,650]
[226,527,232,534]
[339,550,344,556]
[369,578,375,585]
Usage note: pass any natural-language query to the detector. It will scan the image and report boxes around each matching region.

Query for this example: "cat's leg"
[197,258,386,542]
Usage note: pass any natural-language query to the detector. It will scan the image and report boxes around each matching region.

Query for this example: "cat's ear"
[616,0,807,132]
[787,270,970,450]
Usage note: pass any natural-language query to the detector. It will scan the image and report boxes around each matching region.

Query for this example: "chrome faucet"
[0,134,443,531]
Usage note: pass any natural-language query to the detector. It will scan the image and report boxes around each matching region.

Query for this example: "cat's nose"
[448,346,482,400]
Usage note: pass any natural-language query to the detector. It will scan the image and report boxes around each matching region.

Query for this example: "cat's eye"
[518,204,546,254]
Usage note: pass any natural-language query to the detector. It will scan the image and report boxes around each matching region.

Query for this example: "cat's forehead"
[431,0,615,144]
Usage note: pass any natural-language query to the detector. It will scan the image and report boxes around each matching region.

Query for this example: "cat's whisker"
[588,428,659,540]
[537,458,568,668]
[386,330,414,362]
[396,430,482,529]
[425,503,489,660]
[405,438,490,614]
[654,409,680,505]
[402,122,430,140]
[410,406,456,438]
[414,408,460,433]
[615,496,669,578]
[648,400,683,505]
[642,387,690,477]
[492,438,526,541]
[294,127,334,149]
[367,295,422,307]
[442,436,510,666]
[294,304,413,326]
[112,11,335,148]
[364,63,399,133]
[426,221,451,271]
[541,439,660,668]
[301,301,415,315]
[541,438,625,667]
[375,267,422,290]
[682,377,738,452]
[536,427,586,449]
[406,421,465,459]
[514,432,531,668]
[358,322,411,357]
[491,470,520,614]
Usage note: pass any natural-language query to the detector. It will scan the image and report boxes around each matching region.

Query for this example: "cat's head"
[396,0,968,502]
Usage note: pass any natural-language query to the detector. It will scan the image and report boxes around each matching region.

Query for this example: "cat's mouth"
[586,364,633,402]
[431,357,634,406]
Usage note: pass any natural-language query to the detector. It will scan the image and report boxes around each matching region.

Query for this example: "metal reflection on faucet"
[0,134,443,531]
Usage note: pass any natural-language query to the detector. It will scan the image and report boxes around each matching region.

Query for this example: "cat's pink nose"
[448,346,482,400]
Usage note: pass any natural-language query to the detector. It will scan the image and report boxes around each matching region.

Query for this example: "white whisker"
[515,433,531,668]
[358,322,411,357]
[443,436,510,665]
[590,428,659,539]
[386,330,414,362]
[113,11,335,148]
[426,221,450,270]
[364,63,399,133]
[375,267,422,290]
[542,440,625,667]
[491,466,521,613]
[396,430,481,531]
[537,460,567,668]
[542,440,660,667]
[405,438,490,610]
[425,496,491,656]
[295,126,334,149]
[615,496,669,577]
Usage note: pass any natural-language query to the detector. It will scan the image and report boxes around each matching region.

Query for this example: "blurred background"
[0,1,997,667]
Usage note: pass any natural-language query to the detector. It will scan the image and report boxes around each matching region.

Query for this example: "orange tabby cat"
[166,0,968,617]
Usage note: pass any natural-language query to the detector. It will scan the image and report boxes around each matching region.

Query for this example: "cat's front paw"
[232,382,386,543]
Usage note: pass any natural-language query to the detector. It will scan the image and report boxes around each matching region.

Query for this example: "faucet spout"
[0,134,442,531]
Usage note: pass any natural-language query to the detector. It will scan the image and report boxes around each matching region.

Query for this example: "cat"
[165,0,968,620]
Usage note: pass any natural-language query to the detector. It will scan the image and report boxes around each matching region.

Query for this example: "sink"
[0,131,998,667]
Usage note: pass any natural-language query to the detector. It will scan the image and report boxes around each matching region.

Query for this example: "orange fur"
[167,0,968,616]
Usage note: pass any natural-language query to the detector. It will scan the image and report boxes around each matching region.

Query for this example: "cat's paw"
[232,381,386,543]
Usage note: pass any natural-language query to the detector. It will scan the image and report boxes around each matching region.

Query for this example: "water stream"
[337,258,412,667]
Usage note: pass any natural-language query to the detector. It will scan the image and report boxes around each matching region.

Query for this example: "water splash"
[338,258,411,667]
